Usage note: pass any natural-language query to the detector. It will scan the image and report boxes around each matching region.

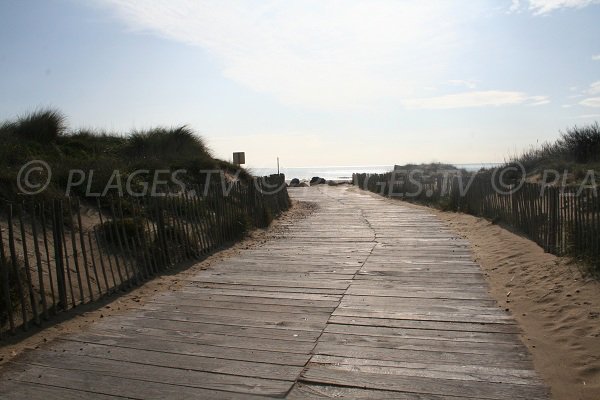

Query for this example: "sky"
[0,0,599,168]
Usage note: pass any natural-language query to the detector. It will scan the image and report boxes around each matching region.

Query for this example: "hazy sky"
[1,0,599,168]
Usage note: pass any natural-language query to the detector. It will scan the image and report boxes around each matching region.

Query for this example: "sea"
[250,163,501,182]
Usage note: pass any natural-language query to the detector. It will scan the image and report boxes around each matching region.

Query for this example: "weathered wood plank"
[37,341,304,381]
[102,315,322,342]
[12,353,293,397]
[61,332,311,366]
[3,363,267,399]
[300,364,548,400]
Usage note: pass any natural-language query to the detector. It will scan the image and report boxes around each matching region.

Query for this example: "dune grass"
[507,122,600,183]
[0,109,249,202]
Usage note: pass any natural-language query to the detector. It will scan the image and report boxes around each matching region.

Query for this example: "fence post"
[0,224,16,334]
[51,201,68,310]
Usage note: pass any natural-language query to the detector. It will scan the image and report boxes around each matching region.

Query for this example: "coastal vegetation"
[0,109,290,336]
[354,122,600,272]
[0,109,249,202]
[505,122,600,184]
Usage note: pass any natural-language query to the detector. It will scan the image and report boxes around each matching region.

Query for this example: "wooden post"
[109,198,133,286]
[76,199,100,298]
[17,204,40,325]
[29,202,49,320]
[0,224,16,334]
[58,201,76,308]
[39,202,56,311]
[66,198,86,304]
[51,200,68,310]
[7,204,28,330]
[88,229,109,296]
[96,198,124,289]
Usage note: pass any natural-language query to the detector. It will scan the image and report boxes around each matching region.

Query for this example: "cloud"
[587,81,600,95]
[402,91,549,109]
[593,54,600,61]
[527,95,551,106]
[574,113,600,118]
[448,79,478,89]
[580,97,600,107]
[510,0,523,12]
[511,0,600,14]
[94,0,484,110]
[573,82,600,107]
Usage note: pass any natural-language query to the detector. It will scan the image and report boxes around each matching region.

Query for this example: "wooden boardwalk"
[0,186,548,399]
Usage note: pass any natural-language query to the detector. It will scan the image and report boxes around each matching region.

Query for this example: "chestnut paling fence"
[0,175,290,337]
[353,172,600,268]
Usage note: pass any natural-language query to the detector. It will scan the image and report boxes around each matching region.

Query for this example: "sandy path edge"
[388,197,600,400]
[0,200,317,366]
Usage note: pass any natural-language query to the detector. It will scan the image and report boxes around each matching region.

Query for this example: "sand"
[0,199,317,366]
[401,201,600,400]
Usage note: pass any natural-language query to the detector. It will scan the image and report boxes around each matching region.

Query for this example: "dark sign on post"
[233,152,245,165]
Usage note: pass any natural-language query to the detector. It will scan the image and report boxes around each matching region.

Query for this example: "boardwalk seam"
[288,188,379,396]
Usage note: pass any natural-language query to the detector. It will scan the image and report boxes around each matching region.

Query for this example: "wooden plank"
[154,291,340,308]
[345,287,491,300]
[61,332,312,366]
[0,381,126,400]
[105,315,321,342]
[309,355,542,384]
[131,308,329,329]
[317,332,527,356]
[73,325,316,354]
[287,382,457,400]
[328,316,521,334]
[301,365,548,400]
[3,363,266,400]
[13,352,293,397]
[331,308,515,324]
[188,282,347,295]
[146,298,336,314]
[340,294,498,308]
[323,324,521,344]
[174,287,342,302]
[37,342,304,381]
[312,342,532,368]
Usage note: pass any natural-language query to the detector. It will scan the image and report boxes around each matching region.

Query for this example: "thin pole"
[277,157,280,175]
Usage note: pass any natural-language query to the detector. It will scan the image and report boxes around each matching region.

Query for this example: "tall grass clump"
[124,126,211,163]
[509,122,600,182]
[0,109,251,201]
[0,109,66,143]
[559,122,600,163]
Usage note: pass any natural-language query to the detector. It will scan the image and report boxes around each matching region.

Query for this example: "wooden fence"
[0,174,290,337]
[353,172,599,268]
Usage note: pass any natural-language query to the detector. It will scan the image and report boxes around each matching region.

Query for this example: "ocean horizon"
[250,163,502,181]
